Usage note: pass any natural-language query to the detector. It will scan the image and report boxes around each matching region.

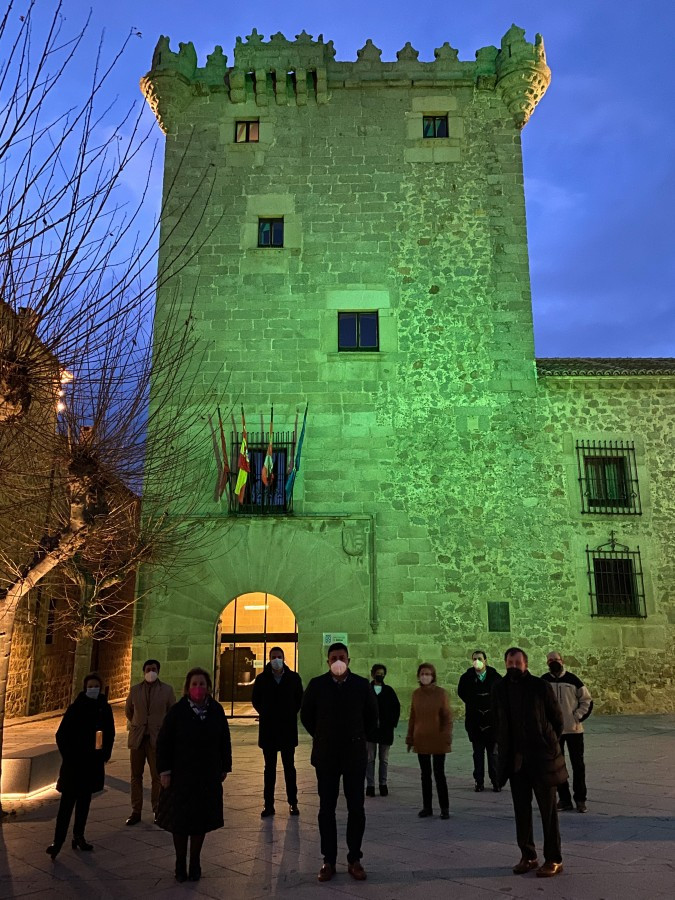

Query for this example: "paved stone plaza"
[1,709,674,898]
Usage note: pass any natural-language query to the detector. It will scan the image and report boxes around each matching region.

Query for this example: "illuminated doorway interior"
[217,592,298,717]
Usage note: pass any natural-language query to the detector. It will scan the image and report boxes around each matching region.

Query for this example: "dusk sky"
[58,0,674,358]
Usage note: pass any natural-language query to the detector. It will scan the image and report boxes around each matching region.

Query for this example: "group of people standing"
[44,641,592,885]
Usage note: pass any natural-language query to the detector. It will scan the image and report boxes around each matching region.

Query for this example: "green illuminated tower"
[137,26,675,714]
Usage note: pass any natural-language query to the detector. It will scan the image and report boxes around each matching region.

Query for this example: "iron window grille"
[338,311,379,352]
[487,601,511,632]
[576,440,641,514]
[227,431,294,515]
[586,532,646,618]
[258,218,284,248]
[423,115,449,138]
[235,120,260,143]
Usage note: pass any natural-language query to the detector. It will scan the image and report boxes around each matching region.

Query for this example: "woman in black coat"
[155,667,232,883]
[46,672,115,859]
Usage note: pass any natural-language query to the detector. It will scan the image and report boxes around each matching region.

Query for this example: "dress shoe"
[260,806,275,818]
[46,843,61,860]
[379,784,388,797]
[289,803,300,816]
[348,861,367,881]
[536,861,563,878]
[72,836,93,851]
[175,860,188,883]
[418,808,433,817]
[556,800,573,811]
[474,782,484,792]
[512,856,538,874]
[317,863,335,882]
[576,801,587,813]
[492,783,502,793]
[365,785,376,797]
[126,813,141,826]
[188,862,202,882]
[440,808,450,819]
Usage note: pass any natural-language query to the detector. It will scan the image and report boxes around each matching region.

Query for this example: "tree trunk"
[71,627,94,702]
[0,601,19,817]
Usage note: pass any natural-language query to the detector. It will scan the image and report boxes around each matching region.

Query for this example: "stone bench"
[1,744,60,796]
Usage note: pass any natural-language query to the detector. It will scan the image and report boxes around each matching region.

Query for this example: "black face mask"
[507,667,524,681]
[548,661,563,675]
[373,674,384,683]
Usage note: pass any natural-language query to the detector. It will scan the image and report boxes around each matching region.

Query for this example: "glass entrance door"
[217,592,298,717]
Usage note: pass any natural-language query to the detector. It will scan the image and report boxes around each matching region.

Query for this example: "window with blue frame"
[258,217,284,248]
[338,311,379,351]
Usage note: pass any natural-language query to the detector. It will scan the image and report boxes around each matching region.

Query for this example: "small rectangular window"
[258,217,284,248]
[45,597,56,645]
[338,311,379,352]
[487,601,511,633]
[423,115,449,139]
[235,120,259,143]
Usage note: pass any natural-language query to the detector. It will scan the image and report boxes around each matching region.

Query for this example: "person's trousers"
[417,753,449,811]
[366,742,391,788]
[262,746,298,807]
[557,733,587,804]
[509,769,562,864]
[53,788,92,846]
[316,768,366,865]
[471,736,498,786]
[130,736,160,813]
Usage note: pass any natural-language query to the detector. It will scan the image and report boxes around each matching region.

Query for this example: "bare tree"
[0,2,224,815]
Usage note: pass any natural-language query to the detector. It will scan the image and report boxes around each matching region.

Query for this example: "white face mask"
[270,658,284,671]
[85,687,100,699]
[473,659,485,671]
[330,660,348,677]
[144,670,158,683]
[419,674,433,686]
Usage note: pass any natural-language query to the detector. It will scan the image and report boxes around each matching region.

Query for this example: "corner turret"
[494,25,551,129]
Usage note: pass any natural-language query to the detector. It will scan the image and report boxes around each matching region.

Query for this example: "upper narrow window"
[235,120,259,143]
[258,218,284,248]
[338,312,379,352]
[576,440,641,514]
[423,115,448,139]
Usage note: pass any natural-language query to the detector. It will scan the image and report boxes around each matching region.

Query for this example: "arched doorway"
[216,592,298,717]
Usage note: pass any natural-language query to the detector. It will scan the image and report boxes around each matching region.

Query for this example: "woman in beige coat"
[406,662,453,818]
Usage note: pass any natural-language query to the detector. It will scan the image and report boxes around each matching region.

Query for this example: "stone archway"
[215,592,298,717]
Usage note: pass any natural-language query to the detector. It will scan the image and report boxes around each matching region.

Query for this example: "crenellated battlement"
[140,25,551,133]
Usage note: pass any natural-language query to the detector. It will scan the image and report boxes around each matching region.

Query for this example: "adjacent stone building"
[136,26,675,715]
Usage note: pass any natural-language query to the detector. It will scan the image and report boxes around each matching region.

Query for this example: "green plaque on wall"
[323,632,348,647]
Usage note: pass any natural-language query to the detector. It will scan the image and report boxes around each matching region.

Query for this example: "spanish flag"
[234,408,250,503]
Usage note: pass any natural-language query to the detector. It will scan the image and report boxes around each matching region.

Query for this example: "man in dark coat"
[251,646,304,818]
[457,649,502,792]
[366,663,400,797]
[493,647,567,879]
[301,642,378,883]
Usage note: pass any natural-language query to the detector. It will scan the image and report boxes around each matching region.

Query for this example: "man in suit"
[301,642,378,883]
[252,647,303,818]
[493,647,567,879]
[125,658,176,825]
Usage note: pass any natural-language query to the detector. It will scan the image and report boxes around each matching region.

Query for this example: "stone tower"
[136,27,675,714]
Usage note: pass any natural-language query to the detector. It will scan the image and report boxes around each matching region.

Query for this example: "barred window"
[576,440,641,514]
[487,601,511,632]
[586,534,646,617]
[228,431,294,515]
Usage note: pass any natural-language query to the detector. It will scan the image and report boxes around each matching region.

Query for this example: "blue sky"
[57,0,674,357]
